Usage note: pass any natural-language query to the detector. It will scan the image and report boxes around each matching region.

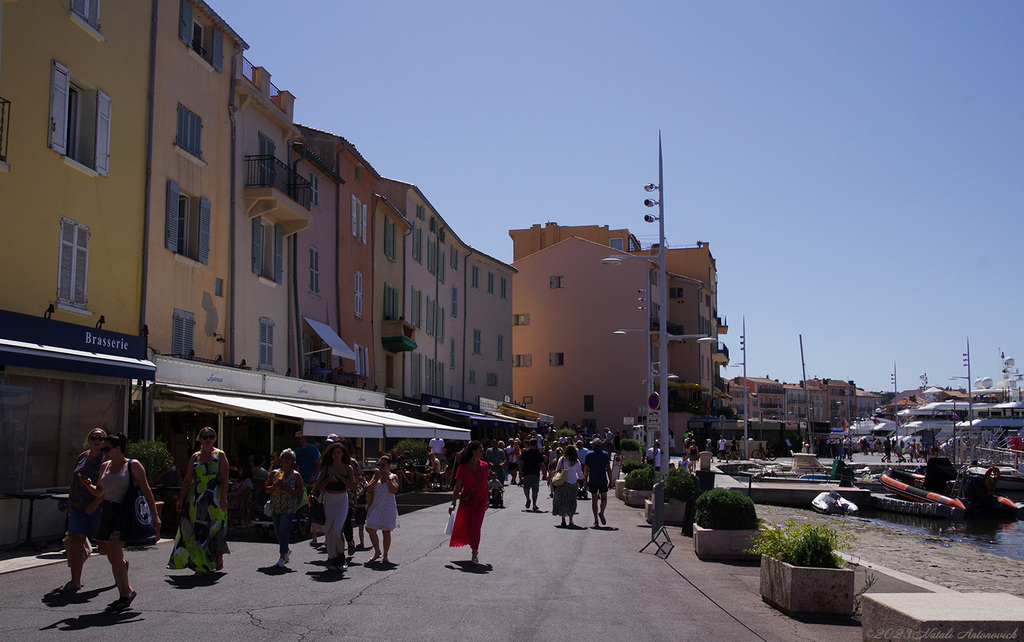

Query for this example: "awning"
[486,411,536,428]
[424,405,520,430]
[173,390,383,439]
[284,401,470,441]
[0,337,156,381]
[303,317,357,361]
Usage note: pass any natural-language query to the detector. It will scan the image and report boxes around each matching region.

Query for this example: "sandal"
[105,591,136,611]
[368,552,381,563]
[56,581,81,593]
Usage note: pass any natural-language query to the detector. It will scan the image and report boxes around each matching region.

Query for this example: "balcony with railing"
[713,342,730,365]
[238,56,295,120]
[0,97,9,166]
[243,155,312,235]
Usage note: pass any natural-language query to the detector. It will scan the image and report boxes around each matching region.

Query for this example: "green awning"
[381,335,416,352]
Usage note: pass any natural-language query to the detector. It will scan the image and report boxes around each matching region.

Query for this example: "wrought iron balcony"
[244,155,311,210]
[0,97,9,163]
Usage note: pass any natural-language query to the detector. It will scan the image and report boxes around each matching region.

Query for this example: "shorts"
[522,474,540,494]
[68,505,102,538]
[95,500,122,542]
[507,462,518,471]
[588,481,609,495]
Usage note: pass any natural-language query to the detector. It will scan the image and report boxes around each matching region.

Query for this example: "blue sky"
[214,1,1024,394]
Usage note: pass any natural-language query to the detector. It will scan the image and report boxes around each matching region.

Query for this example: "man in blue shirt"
[583,438,613,527]
[293,431,321,484]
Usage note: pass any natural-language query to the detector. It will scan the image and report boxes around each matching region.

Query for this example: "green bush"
[664,467,700,502]
[624,465,660,491]
[620,459,650,475]
[748,519,853,568]
[393,438,428,462]
[552,428,577,441]
[126,439,173,480]
[620,438,643,452]
[694,488,758,530]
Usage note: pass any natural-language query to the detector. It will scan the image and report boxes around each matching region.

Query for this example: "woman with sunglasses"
[83,432,161,611]
[448,441,489,565]
[266,448,304,567]
[57,428,108,593]
[168,427,230,574]
[313,442,356,570]
[364,455,400,564]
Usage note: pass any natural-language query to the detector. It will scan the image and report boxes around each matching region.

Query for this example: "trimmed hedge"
[620,438,643,452]
[620,459,651,475]
[624,465,659,491]
[665,467,700,502]
[694,488,758,530]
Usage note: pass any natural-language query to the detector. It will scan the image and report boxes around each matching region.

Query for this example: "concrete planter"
[615,479,626,500]
[621,450,642,462]
[644,498,689,525]
[692,524,759,560]
[759,555,854,618]
[623,488,653,508]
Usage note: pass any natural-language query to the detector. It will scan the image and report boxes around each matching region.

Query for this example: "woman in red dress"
[448,441,489,564]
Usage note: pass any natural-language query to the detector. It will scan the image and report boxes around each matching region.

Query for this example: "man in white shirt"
[646,440,662,469]
[429,435,446,466]
[717,435,728,462]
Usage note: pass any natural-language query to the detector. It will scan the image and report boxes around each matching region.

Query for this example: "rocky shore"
[758,505,1024,597]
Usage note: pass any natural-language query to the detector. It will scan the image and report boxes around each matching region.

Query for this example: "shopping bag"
[444,510,456,536]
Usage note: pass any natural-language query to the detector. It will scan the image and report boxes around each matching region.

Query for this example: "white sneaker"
[283,550,291,563]
[276,557,287,568]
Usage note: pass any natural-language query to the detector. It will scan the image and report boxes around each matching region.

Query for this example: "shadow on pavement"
[446,561,492,574]
[256,564,294,576]
[40,609,143,631]
[41,584,116,607]
[163,571,224,588]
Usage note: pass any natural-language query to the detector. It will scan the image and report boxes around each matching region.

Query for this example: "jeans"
[272,512,295,557]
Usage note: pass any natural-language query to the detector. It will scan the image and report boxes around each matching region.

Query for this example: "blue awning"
[424,405,519,430]
[0,338,156,381]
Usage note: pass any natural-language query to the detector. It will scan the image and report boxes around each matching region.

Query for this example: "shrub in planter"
[126,439,173,481]
[748,519,852,568]
[664,467,700,502]
[620,438,642,452]
[620,459,650,476]
[694,488,758,530]
[624,465,659,491]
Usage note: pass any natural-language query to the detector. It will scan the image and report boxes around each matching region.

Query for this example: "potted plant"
[749,519,856,618]
[622,465,658,507]
[620,438,643,462]
[126,439,174,483]
[645,467,701,529]
[692,488,760,560]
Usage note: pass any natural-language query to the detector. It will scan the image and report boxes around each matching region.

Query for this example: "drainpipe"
[291,146,308,377]
[139,0,160,440]
[228,48,238,364]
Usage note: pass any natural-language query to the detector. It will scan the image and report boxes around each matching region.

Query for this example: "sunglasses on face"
[100,446,111,453]
[89,435,105,442]
[200,434,215,440]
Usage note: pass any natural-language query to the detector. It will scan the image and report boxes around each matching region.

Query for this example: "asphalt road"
[3,484,875,641]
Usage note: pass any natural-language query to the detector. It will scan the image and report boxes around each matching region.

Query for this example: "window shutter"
[49,61,70,154]
[94,90,111,176]
[88,0,100,29]
[361,203,367,243]
[274,224,284,283]
[351,195,358,237]
[165,180,179,251]
[58,221,75,301]
[210,28,223,72]
[178,0,192,44]
[171,311,185,355]
[198,197,211,264]
[354,271,363,317]
[73,225,89,305]
[72,0,86,17]
[183,311,194,354]
[251,216,262,274]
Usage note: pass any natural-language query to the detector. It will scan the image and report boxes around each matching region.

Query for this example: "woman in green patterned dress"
[168,427,230,574]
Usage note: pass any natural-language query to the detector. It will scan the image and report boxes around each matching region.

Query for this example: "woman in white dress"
[364,455,400,564]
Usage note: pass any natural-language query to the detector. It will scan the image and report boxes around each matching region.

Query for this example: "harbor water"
[855,508,1024,562]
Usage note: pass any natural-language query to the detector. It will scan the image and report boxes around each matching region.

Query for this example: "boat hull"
[879,470,966,511]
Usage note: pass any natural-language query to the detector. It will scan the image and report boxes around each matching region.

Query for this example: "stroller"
[488,470,505,508]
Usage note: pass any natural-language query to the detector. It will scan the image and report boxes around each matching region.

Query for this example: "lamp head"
[644,183,658,192]
[643,214,657,223]
[643,199,658,208]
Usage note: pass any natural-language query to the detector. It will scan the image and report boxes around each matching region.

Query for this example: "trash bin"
[831,459,854,487]
[695,469,716,492]
[698,451,713,471]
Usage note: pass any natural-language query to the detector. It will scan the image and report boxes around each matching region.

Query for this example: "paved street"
[2,476,905,642]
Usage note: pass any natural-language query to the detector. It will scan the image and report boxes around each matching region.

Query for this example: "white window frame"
[57,217,89,307]
[309,246,320,294]
[354,270,363,317]
[49,60,111,175]
[309,172,320,207]
[71,0,101,30]
[351,195,367,243]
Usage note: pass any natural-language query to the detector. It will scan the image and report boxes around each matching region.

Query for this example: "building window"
[354,270,363,317]
[49,61,111,175]
[411,287,422,328]
[497,335,504,361]
[309,173,320,207]
[251,216,283,283]
[71,0,101,30]
[411,353,421,396]
[353,343,368,376]
[308,246,320,294]
[179,0,224,71]
[165,181,210,263]
[550,275,564,289]
[450,341,456,369]
[171,308,195,357]
[500,277,508,300]
[487,272,494,295]
[175,103,202,158]
[57,217,89,307]
[513,313,530,326]
[450,247,458,270]
[259,317,274,370]
[451,287,458,318]
[549,352,564,366]
[384,217,397,260]
[468,369,476,384]
[384,283,399,320]
[473,329,481,355]
[584,395,594,413]
[609,237,624,251]
[351,195,367,243]
[471,266,479,289]
[512,354,532,367]
[486,373,498,387]
[416,204,425,220]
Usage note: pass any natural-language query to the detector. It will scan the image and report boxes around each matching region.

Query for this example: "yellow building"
[373,193,414,397]
[0,0,154,545]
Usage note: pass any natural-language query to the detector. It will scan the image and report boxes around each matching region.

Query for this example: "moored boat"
[811,490,859,515]
[880,457,1018,517]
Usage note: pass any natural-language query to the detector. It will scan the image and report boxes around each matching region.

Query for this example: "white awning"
[174,390,383,439]
[284,401,470,441]
[0,337,156,381]
[303,317,357,361]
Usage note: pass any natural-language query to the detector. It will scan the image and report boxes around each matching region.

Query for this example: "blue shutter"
[211,28,223,72]
[274,224,284,283]
[251,216,262,274]
[179,0,192,44]
[198,197,211,264]
[165,180,179,252]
